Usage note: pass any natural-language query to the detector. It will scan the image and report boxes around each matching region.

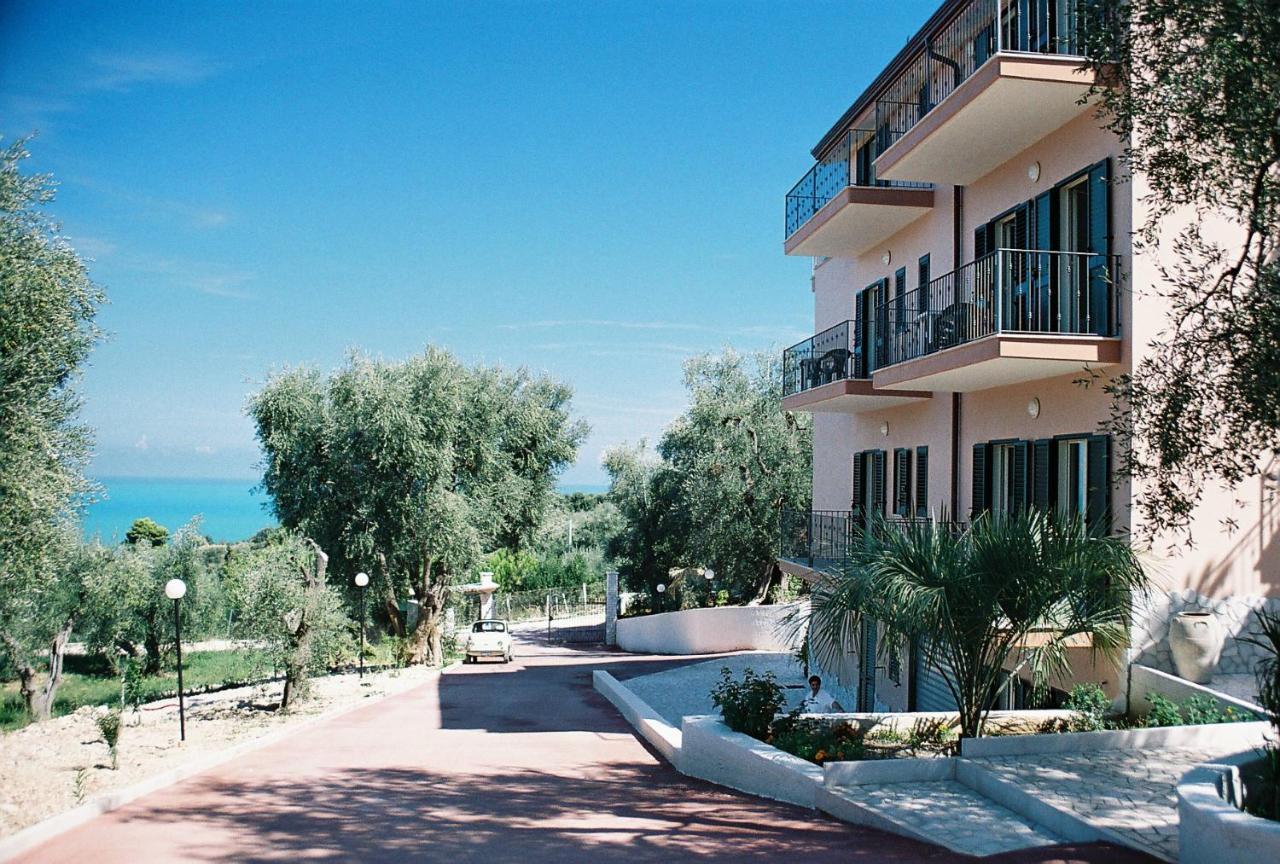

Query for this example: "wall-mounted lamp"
[880,421,890,436]
[1028,162,1041,183]
[881,251,892,267]
[1027,397,1041,419]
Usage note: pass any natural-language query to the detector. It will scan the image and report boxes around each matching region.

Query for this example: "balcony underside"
[782,378,931,413]
[872,333,1121,392]
[876,55,1102,187]
[784,185,934,257]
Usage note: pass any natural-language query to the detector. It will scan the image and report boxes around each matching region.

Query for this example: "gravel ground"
[0,664,438,838]
[621,652,812,726]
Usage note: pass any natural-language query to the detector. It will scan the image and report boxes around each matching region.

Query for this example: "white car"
[464,619,512,664]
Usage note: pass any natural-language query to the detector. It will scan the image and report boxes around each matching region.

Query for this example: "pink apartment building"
[777,0,1279,714]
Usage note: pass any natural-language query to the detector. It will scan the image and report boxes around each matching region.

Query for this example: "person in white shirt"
[801,675,844,713]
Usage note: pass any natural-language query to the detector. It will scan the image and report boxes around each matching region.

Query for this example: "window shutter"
[893,447,912,516]
[1012,441,1030,511]
[1032,191,1053,331]
[1086,435,1111,533]
[1088,159,1112,335]
[875,278,890,369]
[918,254,931,289]
[1033,439,1053,511]
[894,267,907,334]
[915,446,929,518]
[971,443,991,518]
[853,289,866,377]
[851,451,866,519]
[974,225,990,260]
[871,450,887,517]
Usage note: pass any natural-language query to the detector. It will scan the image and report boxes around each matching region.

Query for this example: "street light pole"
[354,572,369,679]
[164,578,187,742]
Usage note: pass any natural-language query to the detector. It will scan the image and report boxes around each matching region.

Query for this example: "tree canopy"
[248,348,586,663]
[606,350,811,605]
[126,517,169,547]
[1083,0,1280,543]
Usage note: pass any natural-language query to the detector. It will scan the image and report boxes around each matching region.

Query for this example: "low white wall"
[616,604,802,655]
[1178,753,1280,864]
[960,719,1272,759]
[592,670,682,767]
[1129,664,1265,719]
[680,716,823,808]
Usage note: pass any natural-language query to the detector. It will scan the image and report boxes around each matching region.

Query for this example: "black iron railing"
[874,0,1096,155]
[785,129,932,239]
[780,509,966,574]
[874,249,1120,369]
[782,320,864,398]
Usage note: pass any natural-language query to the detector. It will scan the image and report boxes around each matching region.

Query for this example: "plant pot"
[1169,611,1224,684]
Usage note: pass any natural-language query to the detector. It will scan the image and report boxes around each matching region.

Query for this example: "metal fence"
[780,509,966,574]
[782,320,863,397]
[875,249,1120,368]
[492,583,607,624]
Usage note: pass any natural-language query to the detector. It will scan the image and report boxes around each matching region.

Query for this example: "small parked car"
[464,619,512,664]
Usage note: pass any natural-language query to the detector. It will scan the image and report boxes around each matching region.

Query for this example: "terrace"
[780,320,930,414]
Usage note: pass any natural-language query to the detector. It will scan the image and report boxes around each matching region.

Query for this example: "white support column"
[605,570,619,646]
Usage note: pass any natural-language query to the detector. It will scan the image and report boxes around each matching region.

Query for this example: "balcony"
[872,0,1104,186]
[781,321,930,414]
[779,509,964,577]
[870,248,1122,392]
[784,129,934,257]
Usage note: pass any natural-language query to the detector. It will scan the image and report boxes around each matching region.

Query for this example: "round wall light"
[1028,161,1041,183]
[881,251,892,267]
[880,421,890,436]
[1027,397,1041,419]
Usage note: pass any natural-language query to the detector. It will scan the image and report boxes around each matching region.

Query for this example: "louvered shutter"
[871,450,887,517]
[971,443,991,518]
[1088,160,1112,335]
[894,267,907,336]
[874,278,890,369]
[1086,435,1111,533]
[1012,441,1030,511]
[853,289,866,377]
[975,224,991,260]
[893,447,912,516]
[1033,439,1053,511]
[1033,191,1053,330]
[915,446,929,518]
[851,451,866,520]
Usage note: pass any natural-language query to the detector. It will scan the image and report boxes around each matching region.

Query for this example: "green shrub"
[95,710,122,769]
[1064,683,1111,732]
[1144,693,1184,727]
[710,667,784,740]
[1144,692,1246,727]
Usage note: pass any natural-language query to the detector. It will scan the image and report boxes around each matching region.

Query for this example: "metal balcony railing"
[785,129,932,239]
[873,248,1121,369]
[782,320,864,398]
[873,0,1096,154]
[780,509,966,574]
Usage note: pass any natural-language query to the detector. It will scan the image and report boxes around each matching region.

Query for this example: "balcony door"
[1058,175,1090,332]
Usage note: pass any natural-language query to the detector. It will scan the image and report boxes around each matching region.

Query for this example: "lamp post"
[656,582,666,613]
[164,578,187,742]
[354,572,369,678]
[704,568,715,607]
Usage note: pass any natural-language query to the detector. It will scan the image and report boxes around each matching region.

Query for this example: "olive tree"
[1081,1,1280,543]
[248,348,585,665]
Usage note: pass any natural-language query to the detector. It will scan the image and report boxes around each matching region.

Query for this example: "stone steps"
[818,779,1066,858]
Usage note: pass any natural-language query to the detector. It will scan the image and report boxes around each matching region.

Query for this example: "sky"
[0,0,935,486]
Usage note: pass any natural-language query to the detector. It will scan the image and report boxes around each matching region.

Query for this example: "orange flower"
[814,749,827,763]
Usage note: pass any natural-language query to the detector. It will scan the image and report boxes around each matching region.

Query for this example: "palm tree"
[806,510,1148,738]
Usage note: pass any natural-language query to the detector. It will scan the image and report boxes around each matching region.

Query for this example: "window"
[990,443,1017,514]
[472,621,506,633]
[1057,438,1089,519]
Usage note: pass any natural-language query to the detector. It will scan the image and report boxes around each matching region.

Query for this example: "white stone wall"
[615,604,803,655]
[1130,591,1280,679]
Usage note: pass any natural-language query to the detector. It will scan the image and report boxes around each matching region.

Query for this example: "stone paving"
[825,779,1066,857]
[970,746,1231,862]
[619,652,811,726]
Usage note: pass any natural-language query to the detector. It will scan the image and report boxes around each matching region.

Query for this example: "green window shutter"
[872,450,887,517]
[974,225,990,259]
[894,267,907,334]
[874,278,890,369]
[852,451,866,518]
[853,289,866,377]
[893,447,912,517]
[1012,441,1030,511]
[1033,438,1054,511]
[1088,159,1113,335]
[915,446,929,518]
[1032,191,1053,331]
[918,254,931,288]
[1086,435,1111,533]
[971,443,991,518]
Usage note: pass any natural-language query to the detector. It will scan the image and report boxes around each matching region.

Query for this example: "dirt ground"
[0,664,438,838]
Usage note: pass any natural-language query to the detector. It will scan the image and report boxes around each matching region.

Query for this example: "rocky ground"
[0,664,438,838]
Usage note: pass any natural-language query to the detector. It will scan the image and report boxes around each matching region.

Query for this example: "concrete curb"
[959,719,1272,758]
[591,670,682,766]
[0,664,454,863]
[1177,752,1280,864]
[680,716,823,808]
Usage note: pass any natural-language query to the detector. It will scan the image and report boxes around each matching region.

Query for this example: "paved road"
[16,637,1155,863]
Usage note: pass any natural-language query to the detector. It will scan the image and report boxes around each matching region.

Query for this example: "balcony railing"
[782,320,863,398]
[780,509,966,573]
[873,249,1120,369]
[785,129,932,239]
[874,0,1095,154]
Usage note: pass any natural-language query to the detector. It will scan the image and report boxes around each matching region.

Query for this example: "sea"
[83,477,610,544]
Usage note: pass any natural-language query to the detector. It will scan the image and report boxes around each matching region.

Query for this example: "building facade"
[778,0,1279,713]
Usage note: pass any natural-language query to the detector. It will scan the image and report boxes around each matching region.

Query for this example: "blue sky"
[1,0,934,486]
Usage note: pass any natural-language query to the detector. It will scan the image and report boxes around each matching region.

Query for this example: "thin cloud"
[108,251,257,300]
[67,175,232,230]
[84,52,223,92]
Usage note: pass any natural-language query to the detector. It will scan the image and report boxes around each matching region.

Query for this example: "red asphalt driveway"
[14,637,1156,863]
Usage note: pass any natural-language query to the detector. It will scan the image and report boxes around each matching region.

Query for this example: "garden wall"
[1128,664,1265,719]
[615,604,802,655]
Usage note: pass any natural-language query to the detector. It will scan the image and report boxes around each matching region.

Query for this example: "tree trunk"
[748,561,780,606]
[409,557,447,667]
[1,631,40,720]
[34,620,74,720]
[377,552,405,637]
[142,611,162,675]
[282,541,328,711]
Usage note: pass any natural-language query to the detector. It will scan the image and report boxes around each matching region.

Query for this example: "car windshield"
[472,621,506,633]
